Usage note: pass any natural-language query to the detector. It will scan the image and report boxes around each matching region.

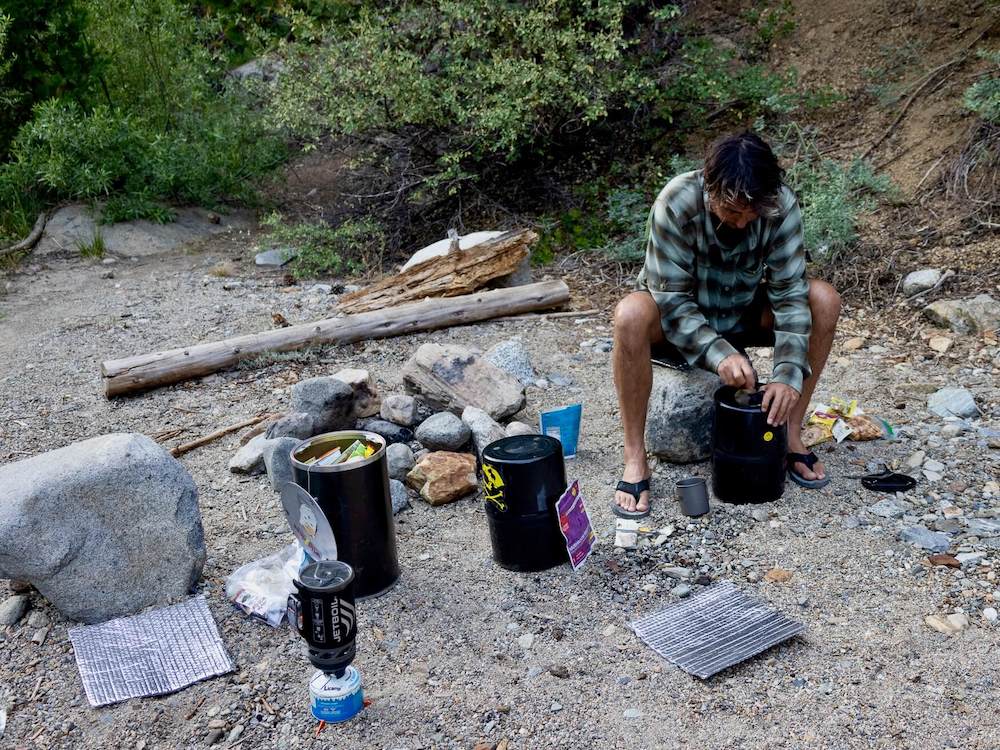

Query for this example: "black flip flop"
[612,478,651,518]
[787,451,831,489]
[861,469,917,493]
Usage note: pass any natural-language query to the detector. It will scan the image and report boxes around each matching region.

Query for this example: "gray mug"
[676,476,709,517]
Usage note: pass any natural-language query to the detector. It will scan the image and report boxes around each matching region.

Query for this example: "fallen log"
[102,279,570,398]
[0,212,47,258]
[336,227,537,314]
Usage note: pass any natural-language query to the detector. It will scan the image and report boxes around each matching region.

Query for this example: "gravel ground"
[1,236,998,750]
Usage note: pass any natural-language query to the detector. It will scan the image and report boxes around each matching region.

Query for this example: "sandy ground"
[1,233,999,750]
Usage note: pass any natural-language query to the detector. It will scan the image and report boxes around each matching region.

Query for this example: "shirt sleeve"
[641,198,738,372]
[764,197,812,392]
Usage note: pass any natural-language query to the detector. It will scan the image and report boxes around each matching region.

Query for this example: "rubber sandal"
[786,451,831,489]
[861,469,916,493]
[612,478,652,518]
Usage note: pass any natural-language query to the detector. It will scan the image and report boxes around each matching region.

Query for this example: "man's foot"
[786,449,830,489]
[614,460,651,516]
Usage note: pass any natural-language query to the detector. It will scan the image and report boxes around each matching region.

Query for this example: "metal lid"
[280,482,339,560]
[482,434,562,464]
[299,559,354,590]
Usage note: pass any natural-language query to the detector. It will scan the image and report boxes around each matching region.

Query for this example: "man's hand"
[760,382,799,426]
[717,353,757,391]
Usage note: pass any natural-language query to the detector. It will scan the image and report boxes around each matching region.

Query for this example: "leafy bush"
[0,0,286,241]
[964,49,1000,123]
[260,212,386,279]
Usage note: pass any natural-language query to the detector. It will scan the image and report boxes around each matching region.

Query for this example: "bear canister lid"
[280,482,339,561]
[482,435,562,465]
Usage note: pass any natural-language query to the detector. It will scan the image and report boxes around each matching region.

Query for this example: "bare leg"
[612,292,665,512]
[780,280,841,480]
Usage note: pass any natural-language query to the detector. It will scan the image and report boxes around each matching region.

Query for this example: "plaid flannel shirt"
[636,170,812,392]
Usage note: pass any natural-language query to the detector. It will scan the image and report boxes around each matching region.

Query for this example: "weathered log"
[336,227,537,314]
[101,279,570,398]
[0,212,47,258]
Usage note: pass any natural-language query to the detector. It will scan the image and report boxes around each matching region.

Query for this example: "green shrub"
[260,212,386,279]
[964,49,1000,123]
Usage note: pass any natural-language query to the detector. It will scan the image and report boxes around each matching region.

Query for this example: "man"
[612,132,841,517]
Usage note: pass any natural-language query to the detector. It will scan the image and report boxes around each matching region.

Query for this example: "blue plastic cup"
[539,404,582,458]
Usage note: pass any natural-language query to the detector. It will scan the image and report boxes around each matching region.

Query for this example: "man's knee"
[614,293,659,343]
[808,280,841,330]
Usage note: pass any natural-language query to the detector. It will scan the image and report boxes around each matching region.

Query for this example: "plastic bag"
[225,543,305,628]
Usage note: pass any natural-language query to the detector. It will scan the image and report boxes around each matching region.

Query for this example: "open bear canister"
[289,430,400,599]
[481,434,569,572]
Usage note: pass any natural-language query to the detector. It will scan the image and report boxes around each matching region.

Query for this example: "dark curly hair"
[704,132,785,216]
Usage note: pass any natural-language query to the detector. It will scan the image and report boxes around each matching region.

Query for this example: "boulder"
[646,367,720,462]
[927,387,980,419]
[265,412,315,441]
[901,268,942,296]
[415,412,471,451]
[484,338,537,384]
[923,294,1000,335]
[402,343,525,420]
[389,479,411,515]
[462,406,506,456]
[290,377,356,433]
[505,421,537,437]
[332,368,381,418]
[358,418,413,445]
[406,452,478,506]
[386,443,416,481]
[381,394,419,427]
[0,433,205,623]
[228,434,268,475]
[263,437,300,491]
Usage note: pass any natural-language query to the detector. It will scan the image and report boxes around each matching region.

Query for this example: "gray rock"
[623,708,642,719]
[389,479,411,515]
[484,338,537,385]
[290,377,355,433]
[902,268,943,296]
[264,412,314,441]
[26,610,48,629]
[495,257,534,288]
[505,421,536,438]
[899,525,950,553]
[332,368,380,418]
[402,343,525,420]
[462,406,506,456]
[663,566,692,580]
[228,434,268,475]
[386,443,415,481]
[263,437,299,491]
[0,595,29,626]
[672,583,692,598]
[358,418,413,445]
[0,434,205,623]
[869,498,908,519]
[381,395,419,427]
[966,518,1000,537]
[254,248,297,267]
[923,294,1000,334]
[415,412,471,451]
[646,367,720,462]
[927,388,980,419]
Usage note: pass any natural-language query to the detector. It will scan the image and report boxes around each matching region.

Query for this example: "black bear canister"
[481,435,569,572]
[711,386,787,503]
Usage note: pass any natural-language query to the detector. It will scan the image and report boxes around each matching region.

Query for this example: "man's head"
[704,132,784,229]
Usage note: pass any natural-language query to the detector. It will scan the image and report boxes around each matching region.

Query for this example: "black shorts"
[650,285,775,370]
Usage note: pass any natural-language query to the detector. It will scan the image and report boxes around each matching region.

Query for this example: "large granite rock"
[263,437,300,491]
[264,412,315,440]
[923,294,1000,335]
[0,434,205,623]
[406,452,478,506]
[646,367,720,462]
[386,443,415,480]
[402,344,525,420]
[291,377,356,433]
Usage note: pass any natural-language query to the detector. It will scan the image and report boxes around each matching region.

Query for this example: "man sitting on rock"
[612,132,841,517]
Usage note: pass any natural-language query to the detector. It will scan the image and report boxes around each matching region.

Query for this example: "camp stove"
[280,484,365,723]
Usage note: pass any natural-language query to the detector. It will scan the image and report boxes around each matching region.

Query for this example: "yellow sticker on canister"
[763,431,774,442]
